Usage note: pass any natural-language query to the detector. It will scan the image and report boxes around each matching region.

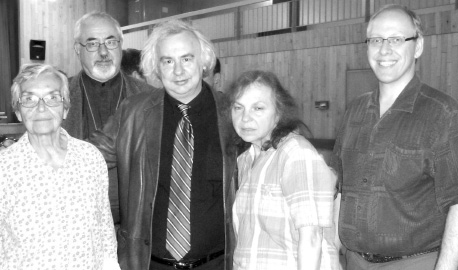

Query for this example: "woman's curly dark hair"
[225,70,312,151]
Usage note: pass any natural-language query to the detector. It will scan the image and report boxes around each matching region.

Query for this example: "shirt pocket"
[258,184,286,233]
[341,114,372,152]
[381,143,430,192]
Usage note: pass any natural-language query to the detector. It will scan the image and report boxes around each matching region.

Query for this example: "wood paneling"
[19,0,106,77]
[298,0,366,25]
[22,0,453,138]
[192,13,235,40]
[183,0,241,12]
[123,29,149,50]
[214,3,458,139]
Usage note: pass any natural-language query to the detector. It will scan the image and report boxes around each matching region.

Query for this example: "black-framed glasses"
[19,94,64,108]
[365,36,418,47]
[79,40,120,52]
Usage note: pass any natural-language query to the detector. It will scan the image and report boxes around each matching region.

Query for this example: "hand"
[0,138,17,150]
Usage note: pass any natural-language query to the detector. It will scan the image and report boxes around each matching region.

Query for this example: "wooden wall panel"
[217,34,458,139]
[242,2,290,35]
[299,0,366,26]
[218,45,351,139]
[123,29,149,50]
[214,3,458,139]
[192,13,235,40]
[183,0,240,12]
[17,0,455,137]
[19,0,106,77]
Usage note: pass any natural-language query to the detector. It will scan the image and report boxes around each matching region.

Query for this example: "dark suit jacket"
[89,84,238,270]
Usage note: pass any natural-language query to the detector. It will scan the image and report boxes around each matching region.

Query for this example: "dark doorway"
[0,0,19,123]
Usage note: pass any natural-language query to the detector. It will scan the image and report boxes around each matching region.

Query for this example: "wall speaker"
[30,40,46,60]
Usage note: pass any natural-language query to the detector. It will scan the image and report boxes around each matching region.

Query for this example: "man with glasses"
[65,12,154,223]
[332,4,458,270]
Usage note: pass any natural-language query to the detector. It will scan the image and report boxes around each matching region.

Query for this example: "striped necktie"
[166,103,194,260]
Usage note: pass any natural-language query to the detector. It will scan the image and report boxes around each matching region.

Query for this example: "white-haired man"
[90,20,237,270]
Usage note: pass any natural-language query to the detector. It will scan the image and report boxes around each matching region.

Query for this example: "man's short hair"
[74,11,124,42]
[11,64,71,112]
[121,49,143,77]
[369,4,424,39]
[141,20,216,80]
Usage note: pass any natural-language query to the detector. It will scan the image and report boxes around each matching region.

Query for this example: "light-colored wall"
[19,0,106,77]
[19,0,129,77]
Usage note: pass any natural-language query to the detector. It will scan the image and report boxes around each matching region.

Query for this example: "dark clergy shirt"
[332,76,458,257]
[81,72,126,139]
[151,82,225,260]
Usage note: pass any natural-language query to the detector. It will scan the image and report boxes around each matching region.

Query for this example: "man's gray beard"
[92,64,117,81]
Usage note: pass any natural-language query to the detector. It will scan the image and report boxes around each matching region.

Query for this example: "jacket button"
[144,240,150,246]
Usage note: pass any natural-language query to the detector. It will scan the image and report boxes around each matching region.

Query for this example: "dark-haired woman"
[228,70,337,270]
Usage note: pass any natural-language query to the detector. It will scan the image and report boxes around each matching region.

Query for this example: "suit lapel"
[144,89,165,190]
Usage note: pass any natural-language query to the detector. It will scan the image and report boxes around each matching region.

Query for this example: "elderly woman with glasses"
[0,64,119,270]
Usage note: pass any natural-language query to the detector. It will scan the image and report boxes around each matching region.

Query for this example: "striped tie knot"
[178,104,190,118]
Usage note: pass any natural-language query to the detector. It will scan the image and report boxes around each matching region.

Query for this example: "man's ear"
[414,36,424,59]
[74,43,80,55]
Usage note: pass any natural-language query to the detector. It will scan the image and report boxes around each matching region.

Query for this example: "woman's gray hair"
[141,20,216,80]
[11,64,70,112]
[74,11,124,42]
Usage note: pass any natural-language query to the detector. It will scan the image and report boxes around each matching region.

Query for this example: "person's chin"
[92,66,116,81]
[239,133,256,143]
[29,125,60,136]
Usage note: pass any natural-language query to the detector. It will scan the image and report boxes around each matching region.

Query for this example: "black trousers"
[149,255,224,270]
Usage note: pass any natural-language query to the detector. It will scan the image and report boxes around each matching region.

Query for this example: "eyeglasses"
[19,94,64,108]
[365,36,418,47]
[79,40,120,52]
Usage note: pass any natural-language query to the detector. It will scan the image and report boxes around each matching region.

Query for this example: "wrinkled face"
[367,9,423,88]
[75,18,122,82]
[15,73,68,136]
[157,31,203,103]
[231,83,279,149]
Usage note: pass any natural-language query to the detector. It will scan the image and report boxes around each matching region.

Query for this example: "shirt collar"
[368,75,421,114]
[82,71,122,90]
[164,80,209,115]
